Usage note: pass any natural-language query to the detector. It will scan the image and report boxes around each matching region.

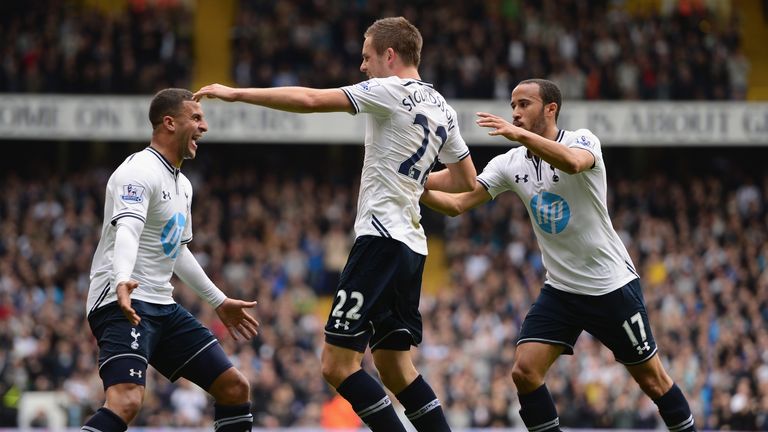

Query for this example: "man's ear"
[386,47,396,64]
[546,102,558,118]
[163,115,175,131]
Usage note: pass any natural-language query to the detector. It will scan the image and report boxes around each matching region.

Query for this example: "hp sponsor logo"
[530,192,570,234]
[161,212,186,258]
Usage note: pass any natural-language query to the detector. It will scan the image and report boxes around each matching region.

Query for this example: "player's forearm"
[112,219,142,284]
[424,169,453,191]
[518,131,581,174]
[174,246,227,308]
[233,87,339,113]
[425,161,477,193]
[420,190,463,217]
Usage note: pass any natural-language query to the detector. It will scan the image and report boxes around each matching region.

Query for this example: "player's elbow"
[559,157,583,175]
[301,93,324,112]
[455,176,476,193]
[560,151,594,175]
[444,200,467,217]
[425,201,462,217]
[445,207,462,217]
[560,164,579,175]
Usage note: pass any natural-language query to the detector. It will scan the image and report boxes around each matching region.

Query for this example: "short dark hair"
[364,17,422,67]
[519,78,562,122]
[148,88,194,129]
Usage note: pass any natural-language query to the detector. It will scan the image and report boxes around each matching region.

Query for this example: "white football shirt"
[87,147,193,314]
[341,76,470,255]
[477,129,638,295]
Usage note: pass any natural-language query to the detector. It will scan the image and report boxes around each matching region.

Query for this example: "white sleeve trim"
[174,245,227,308]
[112,216,144,285]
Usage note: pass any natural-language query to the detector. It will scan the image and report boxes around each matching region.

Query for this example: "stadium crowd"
[1,0,751,100]
[232,0,750,100]
[0,0,764,430]
[0,0,194,94]
[0,145,766,430]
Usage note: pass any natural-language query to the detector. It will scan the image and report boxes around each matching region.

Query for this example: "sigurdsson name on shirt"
[401,85,456,131]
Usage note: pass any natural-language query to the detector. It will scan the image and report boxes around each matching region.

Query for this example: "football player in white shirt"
[421,79,696,432]
[195,17,476,432]
[83,89,260,432]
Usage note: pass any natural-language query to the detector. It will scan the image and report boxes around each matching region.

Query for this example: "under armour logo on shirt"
[129,369,142,378]
[162,190,171,200]
[515,174,529,183]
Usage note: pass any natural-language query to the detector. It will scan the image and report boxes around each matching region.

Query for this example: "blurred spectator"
[169,379,208,426]
[1,1,752,100]
[320,393,361,429]
[0,1,192,94]
[227,0,748,100]
[1,143,766,429]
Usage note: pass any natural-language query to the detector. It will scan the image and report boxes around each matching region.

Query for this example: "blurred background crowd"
[0,0,753,100]
[1,145,767,430]
[1,0,767,431]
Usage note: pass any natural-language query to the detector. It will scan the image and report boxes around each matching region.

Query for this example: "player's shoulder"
[363,76,435,92]
[561,128,600,148]
[487,145,525,169]
[112,148,162,182]
[349,76,399,92]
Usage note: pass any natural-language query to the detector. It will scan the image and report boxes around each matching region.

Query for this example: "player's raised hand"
[116,280,141,326]
[476,111,525,141]
[193,84,238,102]
[215,298,260,341]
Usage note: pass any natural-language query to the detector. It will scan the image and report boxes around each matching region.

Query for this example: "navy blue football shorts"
[517,278,658,365]
[87,300,232,389]
[324,235,425,353]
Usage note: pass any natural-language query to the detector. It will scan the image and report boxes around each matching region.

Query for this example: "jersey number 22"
[398,113,447,185]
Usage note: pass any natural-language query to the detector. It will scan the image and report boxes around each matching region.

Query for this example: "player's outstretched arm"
[420,183,492,217]
[424,156,477,193]
[193,83,354,114]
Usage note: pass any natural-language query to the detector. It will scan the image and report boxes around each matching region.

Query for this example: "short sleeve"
[568,129,602,167]
[340,78,393,116]
[477,153,513,199]
[437,107,470,164]
[109,167,152,226]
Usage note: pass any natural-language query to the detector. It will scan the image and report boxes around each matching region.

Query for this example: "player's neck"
[543,125,559,141]
[149,140,182,168]
[393,66,420,80]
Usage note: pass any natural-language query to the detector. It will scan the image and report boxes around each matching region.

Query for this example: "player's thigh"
[517,285,583,356]
[324,236,415,352]
[87,301,164,389]
[513,342,565,378]
[177,341,237,393]
[582,279,658,365]
[369,240,426,351]
[150,304,230,386]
